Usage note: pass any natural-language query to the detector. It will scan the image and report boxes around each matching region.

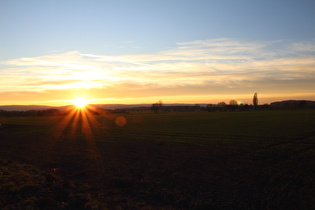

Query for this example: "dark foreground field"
[1,110,315,209]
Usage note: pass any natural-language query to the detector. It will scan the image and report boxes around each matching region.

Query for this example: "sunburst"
[72,97,88,108]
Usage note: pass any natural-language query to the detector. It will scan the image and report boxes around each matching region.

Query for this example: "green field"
[1,110,315,209]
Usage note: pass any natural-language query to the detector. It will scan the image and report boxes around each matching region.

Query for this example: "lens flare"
[115,116,127,127]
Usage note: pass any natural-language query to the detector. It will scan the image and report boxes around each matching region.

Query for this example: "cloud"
[288,41,315,53]
[176,38,265,55]
[1,38,315,104]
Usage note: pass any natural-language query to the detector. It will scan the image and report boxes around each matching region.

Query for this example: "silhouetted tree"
[217,101,227,111]
[239,103,244,111]
[229,100,238,106]
[194,104,201,111]
[206,104,214,112]
[253,92,258,110]
[262,103,270,110]
[244,104,250,111]
[151,100,163,113]
[217,101,226,107]
[229,100,238,111]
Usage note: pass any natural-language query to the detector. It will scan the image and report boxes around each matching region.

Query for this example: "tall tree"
[253,92,258,110]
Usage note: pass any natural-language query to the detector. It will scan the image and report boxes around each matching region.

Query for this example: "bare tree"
[217,101,227,111]
[151,100,163,113]
[206,104,213,112]
[229,100,238,106]
[229,100,238,111]
[253,92,258,110]
[217,101,226,107]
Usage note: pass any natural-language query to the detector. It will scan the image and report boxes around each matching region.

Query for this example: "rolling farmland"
[1,110,315,209]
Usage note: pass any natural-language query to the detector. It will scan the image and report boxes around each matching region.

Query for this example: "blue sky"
[1,0,315,105]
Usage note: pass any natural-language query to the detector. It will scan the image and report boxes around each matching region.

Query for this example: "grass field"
[1,110,315,209]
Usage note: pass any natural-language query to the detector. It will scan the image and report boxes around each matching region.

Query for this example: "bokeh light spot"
[115,116,127,127]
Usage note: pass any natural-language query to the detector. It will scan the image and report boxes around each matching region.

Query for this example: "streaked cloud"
[1,38,315,105]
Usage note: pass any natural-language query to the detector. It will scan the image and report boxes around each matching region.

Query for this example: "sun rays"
[45,96,129,175]
[46,103,108,172]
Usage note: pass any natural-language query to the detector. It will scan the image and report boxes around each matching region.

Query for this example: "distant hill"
[0,103,209,111]
[98,103,208,110]
[0,105,59,111]
[270,100,315,108]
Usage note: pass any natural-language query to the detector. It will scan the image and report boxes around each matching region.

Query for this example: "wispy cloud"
[1,38,315,104]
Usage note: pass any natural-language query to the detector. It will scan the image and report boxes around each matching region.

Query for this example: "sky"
[1,0,315,106]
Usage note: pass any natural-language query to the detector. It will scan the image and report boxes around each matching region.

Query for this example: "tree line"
[150,93,263,113]
[1,93,314,116]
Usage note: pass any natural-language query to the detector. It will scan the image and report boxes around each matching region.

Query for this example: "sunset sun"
[72,97,88,108]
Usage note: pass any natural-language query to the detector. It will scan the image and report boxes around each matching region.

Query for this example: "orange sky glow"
[1,47,315,106]
[1,1,315,106]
